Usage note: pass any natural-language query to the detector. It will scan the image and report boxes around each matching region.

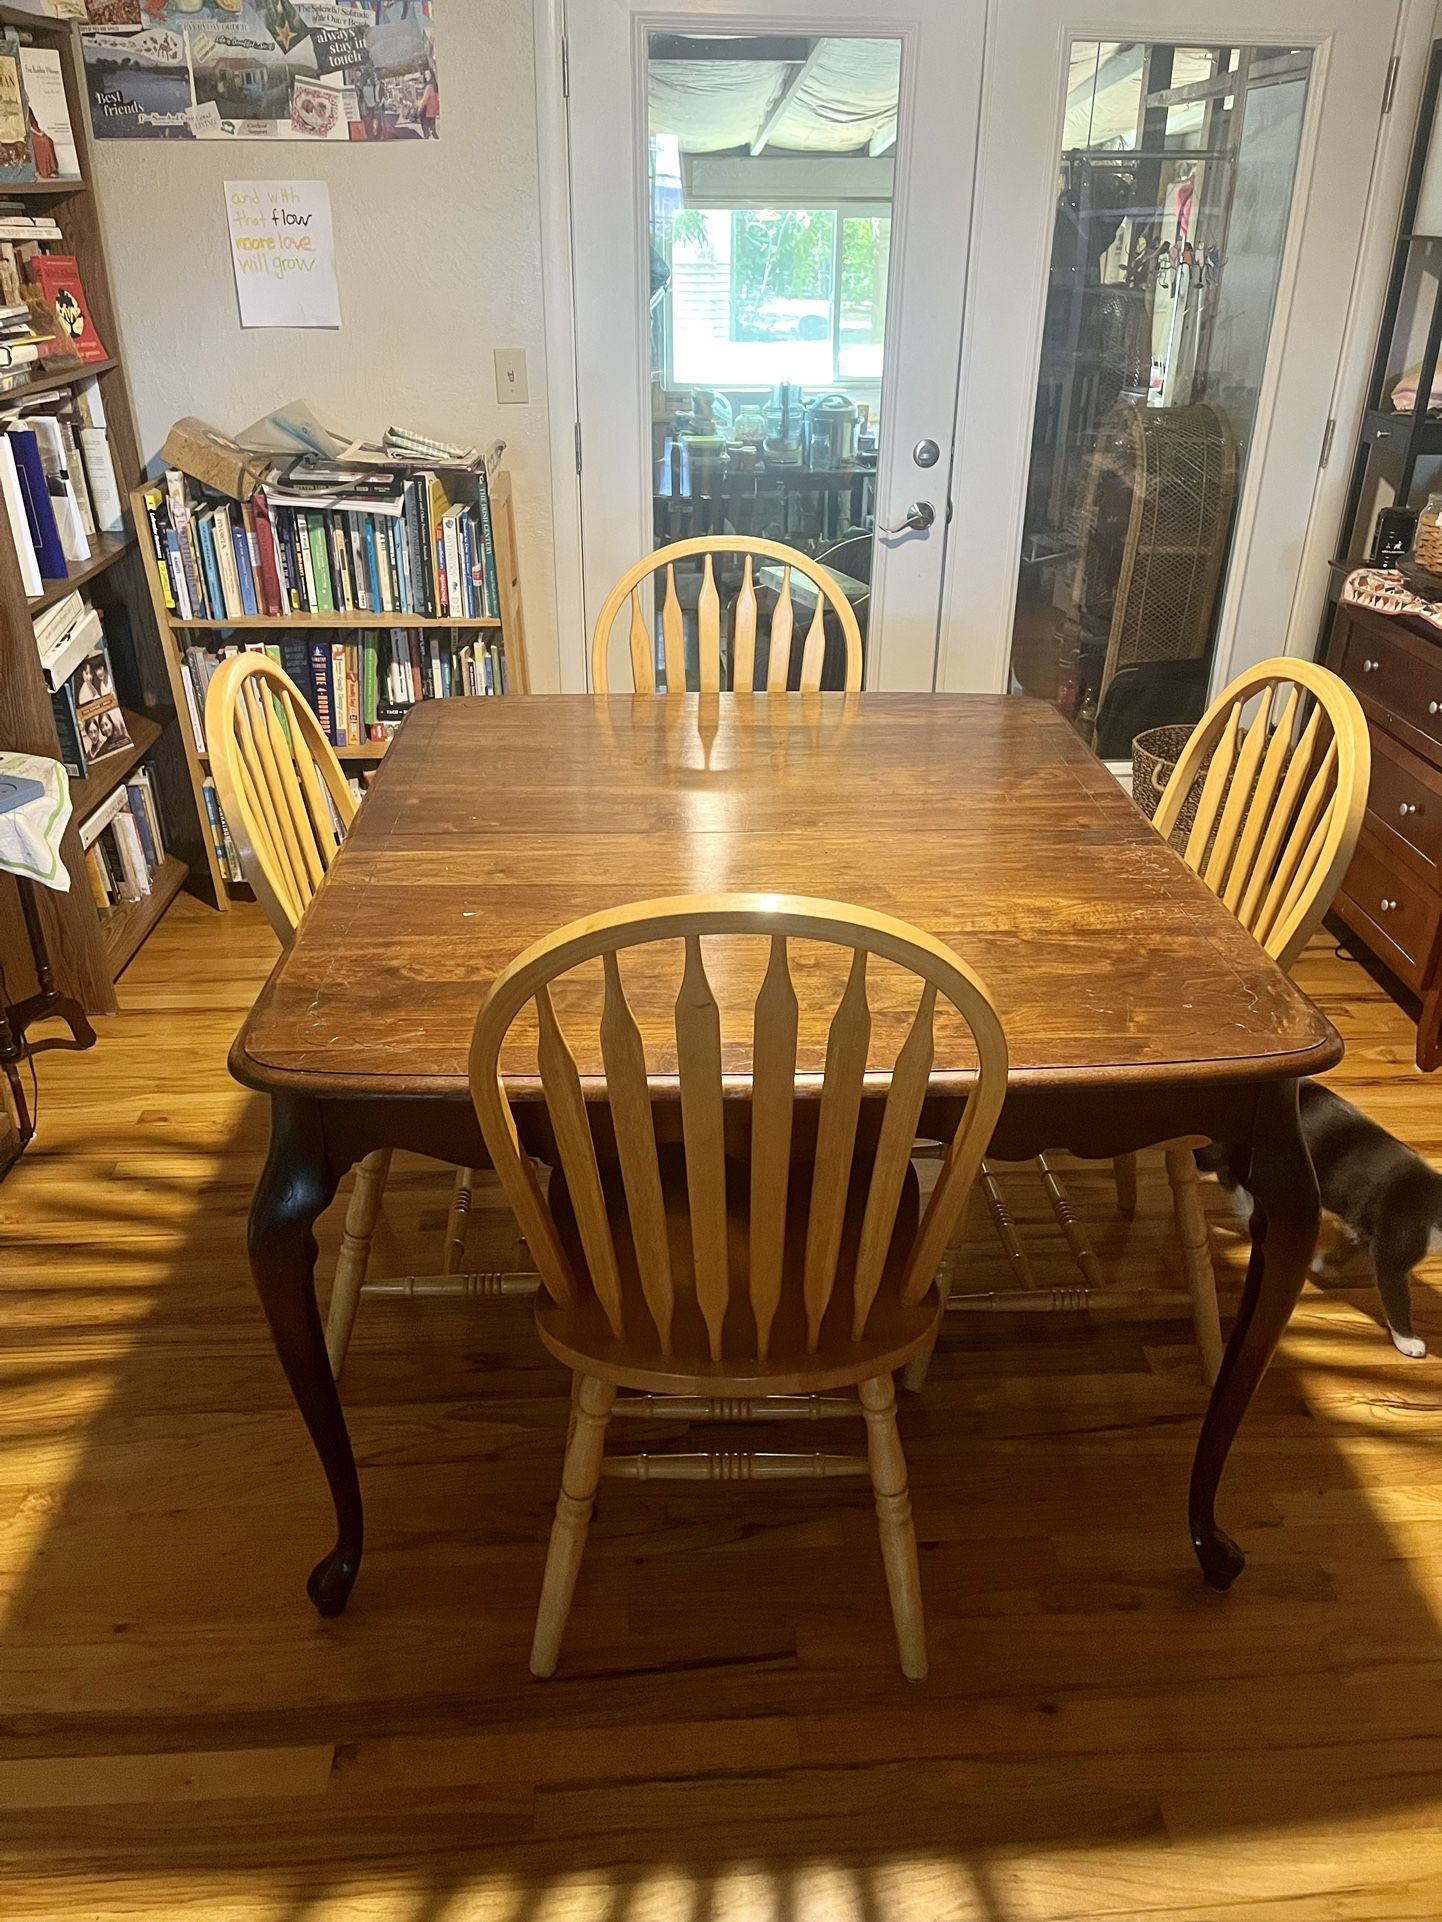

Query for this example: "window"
[657,185,890,388]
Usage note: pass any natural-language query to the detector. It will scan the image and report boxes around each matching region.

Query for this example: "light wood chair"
[469,893,1008,1680]
[591,537,864,694]
[1130,657,1369,1376]
[206,653,496,1375]
[912,659,1369,1392]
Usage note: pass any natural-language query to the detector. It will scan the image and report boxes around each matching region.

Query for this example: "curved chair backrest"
[1153,657,1370,973]
[204,652,358,947]
[592,537,864,695]
[470,894,1007,1369]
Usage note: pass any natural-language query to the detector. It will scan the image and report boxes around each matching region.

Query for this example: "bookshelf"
[0,7,198,1020]
[134,468,531,910]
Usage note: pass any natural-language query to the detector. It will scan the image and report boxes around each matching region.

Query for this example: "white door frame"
[534,0,1437,699]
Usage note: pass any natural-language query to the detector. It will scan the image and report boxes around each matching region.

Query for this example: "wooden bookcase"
[0,7,196,1018]
[134,469,531,909]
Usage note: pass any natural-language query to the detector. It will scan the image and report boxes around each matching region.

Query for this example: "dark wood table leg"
[248,1090,360,1617]
[1189,1078,1318,1590]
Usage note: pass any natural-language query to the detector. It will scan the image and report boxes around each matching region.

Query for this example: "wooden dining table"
[231,693,1342,1617]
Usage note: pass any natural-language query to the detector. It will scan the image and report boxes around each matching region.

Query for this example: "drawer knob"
[1380,898,1400,914]
[1431,701,1441,716]
[1362,658,1380,673]
[1400,801,1420,818]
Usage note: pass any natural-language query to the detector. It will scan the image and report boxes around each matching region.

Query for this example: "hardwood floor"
[2,895,1441,1920]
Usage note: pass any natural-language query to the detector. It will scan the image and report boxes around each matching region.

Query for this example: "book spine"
[307,515,336,614]
[279,635,314,710]
[403,480,431,617]
[309,641,336,744]
[140,488,175,611]
[296,512,320,614]
[344,642,361,747]
[201,778,228,874]
[196,515,226,626]
[164,529,193,621]
[476,469,500,619]
[330,642,348,745]
[79,426,124,535]
[49,681,85,775]
[124,782,159,872]
[252,493,285,619]
[232,522,258,618]
[363,516,383,614]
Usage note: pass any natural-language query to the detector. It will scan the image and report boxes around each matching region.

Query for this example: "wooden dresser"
[1326,593,1442,1070]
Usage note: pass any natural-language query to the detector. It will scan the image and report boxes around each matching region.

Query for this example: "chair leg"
[1165,1143,1225,1387]
[531,1373,615,1679]
[444,1168,476,1275]
[325,1149,391,1380]
[901,1258,952,1396]
[859,1376,927,1682]
[1114,1153,1138,1217]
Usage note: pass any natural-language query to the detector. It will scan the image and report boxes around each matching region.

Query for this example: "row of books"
[202,774,359,890]
[0,225,108,377]
[180,630,510,756]
[143,460,502,626]
[40,595,133,780]
[0,372,124,595]
[79,764,166,917]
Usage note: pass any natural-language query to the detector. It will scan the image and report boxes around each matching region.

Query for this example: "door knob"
[881,501,936,535]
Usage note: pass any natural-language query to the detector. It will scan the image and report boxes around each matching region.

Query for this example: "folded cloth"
[0,752,72,893]
[1391,362,1442,414]
[1341,566,1442,636]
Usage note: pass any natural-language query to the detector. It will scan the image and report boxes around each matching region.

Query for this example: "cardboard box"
[160,418,270,503]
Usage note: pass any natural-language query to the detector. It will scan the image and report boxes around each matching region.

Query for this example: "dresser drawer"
[1365,729,1442,887]
[1336,831,1442,991]
[1335,611,1442,764]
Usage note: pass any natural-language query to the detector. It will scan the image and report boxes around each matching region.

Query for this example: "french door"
[561,0,1405,737]
[565,0,984,691]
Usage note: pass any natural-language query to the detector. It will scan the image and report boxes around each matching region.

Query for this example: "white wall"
[76,5,562,687]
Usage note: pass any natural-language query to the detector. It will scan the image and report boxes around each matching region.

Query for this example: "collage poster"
[78,1,439,144]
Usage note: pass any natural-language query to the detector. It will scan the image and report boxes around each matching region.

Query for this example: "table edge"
[228,1027,1345,1105]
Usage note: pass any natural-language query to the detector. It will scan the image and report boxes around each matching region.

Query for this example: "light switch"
[494,348,529,405]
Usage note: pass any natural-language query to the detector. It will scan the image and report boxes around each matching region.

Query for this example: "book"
[29,413,90,566]
[17,48,79,182]
[0,45,35,186]
[8,425,67,580]
[79,426,124,535]
[40,601,101,692]
[28,255,107,365]
[72,632,131,769]
[0,428,40,595]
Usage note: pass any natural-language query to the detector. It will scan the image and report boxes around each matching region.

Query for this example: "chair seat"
[539,1147,941,1395]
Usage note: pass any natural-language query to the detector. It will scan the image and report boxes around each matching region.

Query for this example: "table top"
[233,694,1340,1101]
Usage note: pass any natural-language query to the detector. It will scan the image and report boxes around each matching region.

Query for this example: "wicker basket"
[1132,723,1197,839]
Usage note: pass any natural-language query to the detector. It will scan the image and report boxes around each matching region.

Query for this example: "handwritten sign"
[225,179,341,330]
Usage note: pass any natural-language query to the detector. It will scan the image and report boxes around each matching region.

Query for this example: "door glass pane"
[647,33,902,684]
[1007,43,1314,757]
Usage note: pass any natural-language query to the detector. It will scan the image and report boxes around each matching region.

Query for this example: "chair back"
[204,652,357,946]
[470,894,1007,1369]
[592,538,864,695]
[1153,657,1369,972]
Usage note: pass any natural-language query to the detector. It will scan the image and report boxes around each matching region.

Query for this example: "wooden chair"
[206,653,494,1375]
[591,537,863,694]
[1125,656,1369,1376]
[912,659,1368,1392]
[469,893,1008,1680]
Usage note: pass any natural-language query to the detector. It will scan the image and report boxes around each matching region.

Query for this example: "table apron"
[312,1080,1265,1183]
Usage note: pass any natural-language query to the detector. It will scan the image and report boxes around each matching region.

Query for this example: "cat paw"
[1389,1327,1427,1360]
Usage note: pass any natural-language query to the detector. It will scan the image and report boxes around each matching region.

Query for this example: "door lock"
[912,438,941,469]
[881,501,936,535]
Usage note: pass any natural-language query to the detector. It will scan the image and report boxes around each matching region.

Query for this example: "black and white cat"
[1204,1081,1441,1359]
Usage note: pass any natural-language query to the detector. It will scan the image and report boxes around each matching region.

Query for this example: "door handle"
[881,500,936,535]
